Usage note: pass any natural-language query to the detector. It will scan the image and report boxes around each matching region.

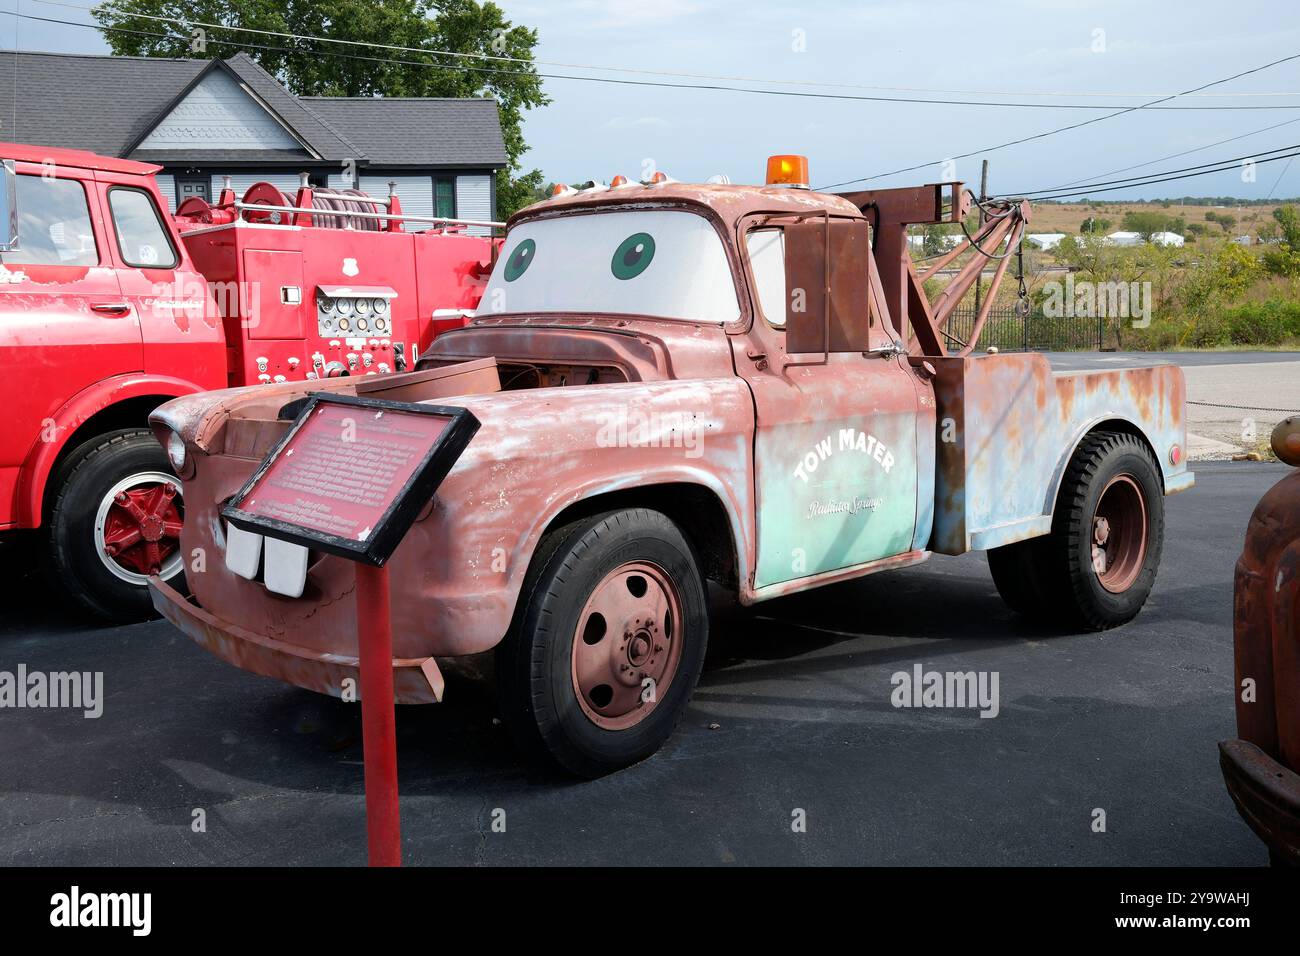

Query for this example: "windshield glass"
[482,209,740,323]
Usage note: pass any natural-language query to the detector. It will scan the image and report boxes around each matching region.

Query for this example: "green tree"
[1080,215,1111,234]
[1121,210,1181,241]
[91,0,549,216]
[1261,204,1300,276]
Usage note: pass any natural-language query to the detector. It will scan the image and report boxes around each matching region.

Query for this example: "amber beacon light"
[766,154,810,188]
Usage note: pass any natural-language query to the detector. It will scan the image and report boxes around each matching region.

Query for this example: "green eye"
[611,232,655,280]
[503,238,536,281]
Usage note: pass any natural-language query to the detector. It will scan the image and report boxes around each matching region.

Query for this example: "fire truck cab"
[0,142,496,621]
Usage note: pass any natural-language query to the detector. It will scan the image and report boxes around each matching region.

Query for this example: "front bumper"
[1219,738,1300,865]
[148,576,445,704]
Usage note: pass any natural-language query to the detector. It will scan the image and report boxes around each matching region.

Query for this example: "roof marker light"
[766,154,810,189]
[551,183,577,197]
[642,171,674,186]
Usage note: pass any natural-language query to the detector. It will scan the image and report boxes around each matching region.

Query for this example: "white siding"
[139,70,302,151]
[359,175,433,228]
[455,174,492,235]
[213,173,305,204]
[154,174,176,212]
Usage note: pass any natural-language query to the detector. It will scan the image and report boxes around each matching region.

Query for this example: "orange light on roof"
[766,154,809,188]
[611,174,628,187]
[644,171,670,185]
[551,183,575,197]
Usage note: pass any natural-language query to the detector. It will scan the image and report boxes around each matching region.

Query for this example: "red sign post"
[223,394,479,866]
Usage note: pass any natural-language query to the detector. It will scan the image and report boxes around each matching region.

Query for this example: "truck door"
[732,215,926,592]
[95,171,220,385]
[0,162,142,526]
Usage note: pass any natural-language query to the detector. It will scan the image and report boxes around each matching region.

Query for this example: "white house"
[1026,232,1067,250]
[1150,231,1185,247]
[1105,231,1142,247]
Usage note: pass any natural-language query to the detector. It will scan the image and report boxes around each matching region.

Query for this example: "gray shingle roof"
[0,51,506,169]
[301,96,508,168]
[0,51,205,156]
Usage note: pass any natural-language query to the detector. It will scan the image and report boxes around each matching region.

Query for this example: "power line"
[999,148,1300,202]
[817,50,1300,190]
[27,0,1300,101]
[1040,116,1300,191]
[1266,154,1297,199]
[8,7,1300,111]
[1005,143,1299,197]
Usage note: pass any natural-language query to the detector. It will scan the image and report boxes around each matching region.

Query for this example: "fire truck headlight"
[166,431,188,473]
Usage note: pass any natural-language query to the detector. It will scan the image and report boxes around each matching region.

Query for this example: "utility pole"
[973,159,989,318]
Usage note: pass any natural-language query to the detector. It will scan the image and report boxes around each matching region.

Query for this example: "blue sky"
[6,0,1300,199]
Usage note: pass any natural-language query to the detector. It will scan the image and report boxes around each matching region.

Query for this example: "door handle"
[91,302,131,315]
[864,339,906,359]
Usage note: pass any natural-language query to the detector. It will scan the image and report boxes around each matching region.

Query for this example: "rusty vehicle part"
[1221,415,1300,865]
[148,155,1192,776]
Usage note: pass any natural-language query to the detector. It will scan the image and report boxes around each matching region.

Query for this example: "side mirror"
[784,218,872,353]
[0,161,17,252]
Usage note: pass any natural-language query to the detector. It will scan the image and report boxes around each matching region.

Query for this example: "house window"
[434,176,455,219]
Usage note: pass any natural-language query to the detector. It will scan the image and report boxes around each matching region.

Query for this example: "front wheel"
[988,431,1164,630]
[496,508,709,777]
[44,429,186,622]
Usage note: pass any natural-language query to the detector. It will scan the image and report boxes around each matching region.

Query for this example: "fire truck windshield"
[482,209,741,323]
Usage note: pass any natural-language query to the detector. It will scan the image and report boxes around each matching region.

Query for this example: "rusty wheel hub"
[1091,473,1147,594]
[571,561,684,730]
[95,473,184,585]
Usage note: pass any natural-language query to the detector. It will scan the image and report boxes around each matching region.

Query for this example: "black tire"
[44,429,187,622]
[990,431,1164,631]
[496,508,709,778]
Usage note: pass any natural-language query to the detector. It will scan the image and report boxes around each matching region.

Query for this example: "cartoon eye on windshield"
[611,233,655,280]
[503,238,536,281]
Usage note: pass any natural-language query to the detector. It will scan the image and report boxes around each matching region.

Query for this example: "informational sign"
[222,393,479,566]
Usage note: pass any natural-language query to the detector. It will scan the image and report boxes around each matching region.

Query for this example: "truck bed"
[925,352,1192,555]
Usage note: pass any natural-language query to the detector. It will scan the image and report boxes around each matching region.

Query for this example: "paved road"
[1046,351,1300,459]
[0,461,1285,866]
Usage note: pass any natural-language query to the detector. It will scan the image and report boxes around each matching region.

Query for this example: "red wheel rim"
[1091,474,1148,593]
[570,561,684,731]
[98,476,184,580]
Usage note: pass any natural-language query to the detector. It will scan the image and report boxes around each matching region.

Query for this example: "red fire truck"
[0,142,498,621]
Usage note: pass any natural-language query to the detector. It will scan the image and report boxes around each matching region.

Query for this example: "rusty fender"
[1221,449,1300,863]
[158,378,755,702]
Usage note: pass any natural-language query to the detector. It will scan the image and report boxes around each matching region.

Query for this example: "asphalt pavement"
[0,460,1285,866]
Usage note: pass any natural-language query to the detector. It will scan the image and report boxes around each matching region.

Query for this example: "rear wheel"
[45,429,186,622]
[497,508,708,777]
[988,431,1164,630]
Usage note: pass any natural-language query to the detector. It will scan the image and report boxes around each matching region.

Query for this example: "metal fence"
[945,307,1112,352]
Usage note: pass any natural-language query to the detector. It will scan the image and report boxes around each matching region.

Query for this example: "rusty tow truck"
[1221,416,1300,866]
[148,155,1193,776]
